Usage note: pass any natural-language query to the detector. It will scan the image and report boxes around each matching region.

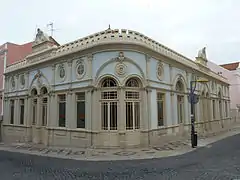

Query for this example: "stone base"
[1,118,238,149]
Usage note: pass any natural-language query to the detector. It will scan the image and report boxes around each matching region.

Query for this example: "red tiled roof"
[6,42,32,66]
[220,62,239,71]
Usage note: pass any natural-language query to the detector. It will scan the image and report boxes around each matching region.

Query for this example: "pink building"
[0,42,32,118]
[207,61,240,110]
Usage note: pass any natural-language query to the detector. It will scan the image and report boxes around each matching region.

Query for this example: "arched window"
[176,80,184,124]
[176,80,184,92]
[101,77,118,130]
[126,78,140,88]
[101,78,117,88]
[40,87,48,126]
[31,88,38,125]
[125,78,141,130]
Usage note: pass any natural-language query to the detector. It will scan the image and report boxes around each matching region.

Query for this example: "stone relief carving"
[34,70,43,87]
[115,52,127,77]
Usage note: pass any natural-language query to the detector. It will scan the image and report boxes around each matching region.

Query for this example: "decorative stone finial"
[197,47,207,60]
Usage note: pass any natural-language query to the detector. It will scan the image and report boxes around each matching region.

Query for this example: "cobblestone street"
[0,133,240,179]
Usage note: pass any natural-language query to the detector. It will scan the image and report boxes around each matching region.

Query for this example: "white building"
[2,28,231,148]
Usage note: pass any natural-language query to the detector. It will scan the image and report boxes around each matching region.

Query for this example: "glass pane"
[110,102,117,130]
[10,104,14,124]
[59,102,66,127]
[77,101,85,128]
[134,102,140,129]
[126,102,133,130]
[157,101,164,126]
[20,105,24,125]
[101,102,108,130]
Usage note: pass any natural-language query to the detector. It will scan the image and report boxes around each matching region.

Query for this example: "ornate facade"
[2,28,231,148]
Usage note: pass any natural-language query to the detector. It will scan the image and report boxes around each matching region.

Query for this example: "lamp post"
[189,78,208,148]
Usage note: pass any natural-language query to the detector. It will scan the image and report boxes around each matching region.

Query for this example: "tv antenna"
[47,22,58,37]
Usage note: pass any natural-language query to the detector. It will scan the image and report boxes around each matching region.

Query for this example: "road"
[0,134,240,180]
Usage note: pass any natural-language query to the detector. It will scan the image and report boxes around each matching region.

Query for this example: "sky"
[1,0,239,65]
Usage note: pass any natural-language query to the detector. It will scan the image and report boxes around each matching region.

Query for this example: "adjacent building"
[0,42,32,118]
[2,28,231,148]
[208,61,240,110]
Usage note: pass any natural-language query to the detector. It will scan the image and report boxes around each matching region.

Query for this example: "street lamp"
[189,78,208,148]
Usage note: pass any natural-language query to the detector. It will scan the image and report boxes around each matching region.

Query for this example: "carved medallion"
[11,77,15,89]
[20,74,25,87]
[115,63,127,77]
[156,63,163,80]
[58,64,65,79]
[76,60,85,79]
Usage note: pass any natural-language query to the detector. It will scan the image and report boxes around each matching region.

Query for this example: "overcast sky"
[1,0,239,64]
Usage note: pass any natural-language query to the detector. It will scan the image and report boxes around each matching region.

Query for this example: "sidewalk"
[0,125,240,161]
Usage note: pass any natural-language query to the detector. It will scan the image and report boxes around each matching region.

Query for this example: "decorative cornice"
[5,28,228,84]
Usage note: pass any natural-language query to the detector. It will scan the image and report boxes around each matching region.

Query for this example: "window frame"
[156,92,165,127]
[76,92,86,129]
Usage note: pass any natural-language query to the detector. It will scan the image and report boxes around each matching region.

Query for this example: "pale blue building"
[2,28,230,148]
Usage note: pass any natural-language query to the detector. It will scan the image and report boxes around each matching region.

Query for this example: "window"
[58,94,66,127]
[42,97,48,126]
[101,77,118,130]
[32,99,37,125]
[76,92,85,128]
[212,100,216,119]
[10,100,14,124]
[20,99,24,125]
[177,95,184,123]
[225,101,228,117]
[157,93,164,126]
[125,78,141,130]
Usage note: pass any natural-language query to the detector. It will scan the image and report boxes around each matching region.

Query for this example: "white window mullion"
[108,102,110,130]
[133,102,135,130]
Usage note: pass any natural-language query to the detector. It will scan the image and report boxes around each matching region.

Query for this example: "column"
[86,90,92,130]
[66,91,73,128]
[91,89,98,131]
[46,95,51,127]
[23,97,28,126]
[36,96,40,126]
[171,93,178,125]
[3,98,9,124]
[119,88,125,131]
[184,95,189,124]
[26,97,32,126]
[149,89,157,129]
[49,93,57,127]
[165,92,172,126]
[141,89,149,130]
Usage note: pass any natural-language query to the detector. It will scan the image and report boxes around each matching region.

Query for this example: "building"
[208,61,240,110]
[2,28,231,148]
[0,42,32,119]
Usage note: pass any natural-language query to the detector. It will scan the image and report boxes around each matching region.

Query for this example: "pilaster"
[66,91,73,128]
[119,88,125,131]
[23,98,28,125]
[26,97,32,126]
[145,54,151,80]
[51,64,56,85]
[87,54,93,79]
[67,60,72,84]
[86,90,92,130]
[36,96,40,126]
[165,92,172,126]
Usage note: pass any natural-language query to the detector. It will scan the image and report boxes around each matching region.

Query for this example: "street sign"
[188,93,199,104]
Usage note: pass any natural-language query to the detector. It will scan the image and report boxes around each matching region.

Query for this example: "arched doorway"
[99,77,119,147]
[124,77,142,147]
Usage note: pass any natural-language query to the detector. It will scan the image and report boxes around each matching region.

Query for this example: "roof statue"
[197,47,207,60]
[34,28,50,44]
